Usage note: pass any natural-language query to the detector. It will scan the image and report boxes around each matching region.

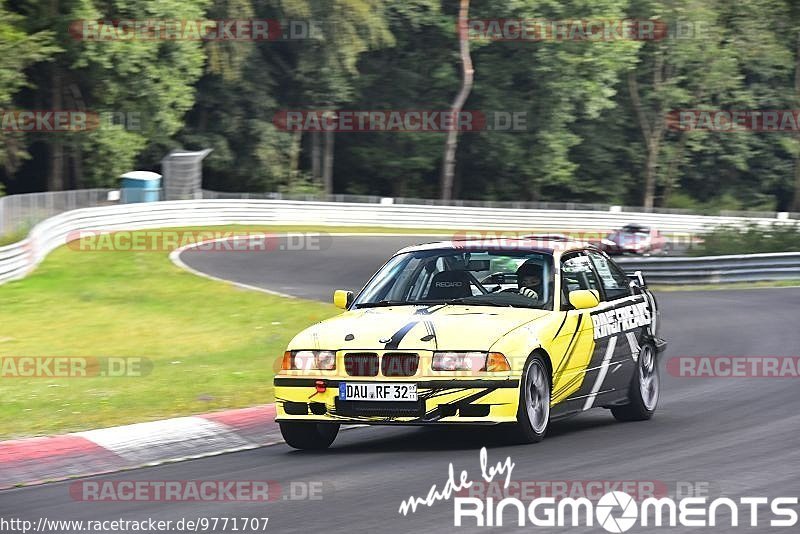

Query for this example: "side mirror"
[333,290,353,310]
[626,270,647,289]
[568,289,600,310]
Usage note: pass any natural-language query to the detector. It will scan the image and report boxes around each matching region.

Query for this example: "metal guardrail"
[616,253,800,284]
[0,189,115,235]
[0,198,798,286]
[201,189,800,219]
[2,188,797,238]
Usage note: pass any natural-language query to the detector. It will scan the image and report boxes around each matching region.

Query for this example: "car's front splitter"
[274,378,519,425]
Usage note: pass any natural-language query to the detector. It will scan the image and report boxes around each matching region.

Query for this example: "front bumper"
[274,377,520,425]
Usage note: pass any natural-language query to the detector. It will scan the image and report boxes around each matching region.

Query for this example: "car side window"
[560,253,602,310]
[587,251,632,300]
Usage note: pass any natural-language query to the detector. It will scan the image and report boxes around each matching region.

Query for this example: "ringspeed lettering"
[592,302,651,339]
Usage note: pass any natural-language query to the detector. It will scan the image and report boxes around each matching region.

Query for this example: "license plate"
[339,382,418,401]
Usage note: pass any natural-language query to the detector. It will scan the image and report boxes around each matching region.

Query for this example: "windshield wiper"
[442,298,503,307]
[355,300,417,308]
[443,296,544,309]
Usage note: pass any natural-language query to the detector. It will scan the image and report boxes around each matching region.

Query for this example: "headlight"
[282,350,336,370]
[432,351,510,372]
[601,238,615,246]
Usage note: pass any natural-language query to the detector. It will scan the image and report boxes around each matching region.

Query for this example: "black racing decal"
[421,320,438,347]
[553,335,614,399]
[418,387,471,401]
[382,305,445,350]
[383,321,419,349]
[563,323,639,405]
[553,314,584,382]
[552,375,582,399]
[552,313,569,341]
[554,298,649,402]
[414,304,446,315]
[563,337,620,403]
[421,387,498,422]
[565,297,650,402]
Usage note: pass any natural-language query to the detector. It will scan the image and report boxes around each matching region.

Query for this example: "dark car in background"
[599,224,668,256]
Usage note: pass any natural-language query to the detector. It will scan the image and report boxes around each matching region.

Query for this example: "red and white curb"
[0,405,279,490]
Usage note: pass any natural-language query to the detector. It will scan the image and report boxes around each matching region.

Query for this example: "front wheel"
[279,422,339,450]
[511,354,551,443]
[611,343,659,422]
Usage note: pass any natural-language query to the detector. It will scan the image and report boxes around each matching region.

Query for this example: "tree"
[626,0,746,208]
[439,0,472,201]
[0,2,58,174]
[14,0,208,189]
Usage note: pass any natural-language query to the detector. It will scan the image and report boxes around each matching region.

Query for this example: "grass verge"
[650,280,800,291]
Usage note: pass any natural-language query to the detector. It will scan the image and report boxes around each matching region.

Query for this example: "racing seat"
[425,270,474,300]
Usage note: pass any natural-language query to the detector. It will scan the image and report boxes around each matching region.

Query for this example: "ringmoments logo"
[397,448,799,531]
[596,491,638,533]
[452,492,799,529]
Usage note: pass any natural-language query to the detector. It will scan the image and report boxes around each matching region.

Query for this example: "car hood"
[288,305,551,352]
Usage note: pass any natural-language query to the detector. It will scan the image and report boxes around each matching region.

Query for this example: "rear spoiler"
[627,270,647,288]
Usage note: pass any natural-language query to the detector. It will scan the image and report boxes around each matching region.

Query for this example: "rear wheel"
[611,343,659,422]
[279,422,339,450]
[511,354,551,443]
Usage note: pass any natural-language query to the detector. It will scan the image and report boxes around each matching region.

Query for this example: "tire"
[511,354,551,443]
[279,422,339,450]
[611,342,659,422]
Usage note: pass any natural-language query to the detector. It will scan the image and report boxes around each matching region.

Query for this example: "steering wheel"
[464,271,490,294]
[480,272,509,285]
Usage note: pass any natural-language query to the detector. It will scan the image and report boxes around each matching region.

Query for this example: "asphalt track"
[1,235,799,533]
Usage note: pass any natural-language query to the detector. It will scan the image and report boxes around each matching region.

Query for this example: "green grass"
[690,222,800,256]
[0,226,378,439]
[0,227,30,247]
[651,280,800,291]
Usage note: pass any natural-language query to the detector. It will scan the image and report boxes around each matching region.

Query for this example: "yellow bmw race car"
[274,238,667,449]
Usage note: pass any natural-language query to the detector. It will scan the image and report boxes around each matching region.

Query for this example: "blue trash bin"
[120,171,162,203]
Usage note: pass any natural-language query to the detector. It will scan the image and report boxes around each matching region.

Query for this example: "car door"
[585,250,650,403]
[550,251,604,416]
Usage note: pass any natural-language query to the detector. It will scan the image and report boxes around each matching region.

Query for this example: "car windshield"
[352,248,555,310]
[621,225,650,235]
